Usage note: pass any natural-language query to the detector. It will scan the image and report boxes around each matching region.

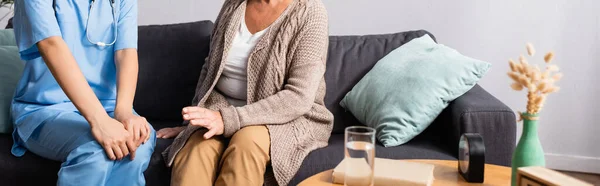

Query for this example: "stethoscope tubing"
[85,0,118,47]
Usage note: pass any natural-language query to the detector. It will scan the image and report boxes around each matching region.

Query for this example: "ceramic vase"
[511,113,545,186]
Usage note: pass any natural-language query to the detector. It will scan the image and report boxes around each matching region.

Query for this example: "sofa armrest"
[434,84,516,166]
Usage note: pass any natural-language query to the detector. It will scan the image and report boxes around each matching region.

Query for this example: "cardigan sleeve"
[219,4,329,137]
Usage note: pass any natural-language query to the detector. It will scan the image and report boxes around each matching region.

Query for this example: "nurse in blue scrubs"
[11,0,155,185]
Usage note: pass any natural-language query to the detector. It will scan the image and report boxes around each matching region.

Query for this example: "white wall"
[0,7,12,28]
[137,0,600,173]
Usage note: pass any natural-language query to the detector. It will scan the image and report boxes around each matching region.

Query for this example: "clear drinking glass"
[344,126,376,186]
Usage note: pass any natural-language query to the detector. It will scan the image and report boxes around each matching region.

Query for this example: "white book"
[333,158,435,186]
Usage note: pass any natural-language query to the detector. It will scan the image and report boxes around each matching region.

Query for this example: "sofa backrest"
[134,20,435,132]
[325,31,435,134]
[134,21,213,121]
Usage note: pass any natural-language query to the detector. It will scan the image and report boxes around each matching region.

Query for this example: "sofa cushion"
[0,45,23,134]
[0,29,16,46]
[339,35,491,147]
[324,30,436,134]
[134,21,213,122]
[146,120,176,186]
[0,134,60,185]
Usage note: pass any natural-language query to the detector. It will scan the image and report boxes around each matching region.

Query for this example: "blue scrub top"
[11,0,138,155]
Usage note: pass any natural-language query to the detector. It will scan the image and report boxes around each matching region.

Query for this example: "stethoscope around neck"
[85,0,118,47]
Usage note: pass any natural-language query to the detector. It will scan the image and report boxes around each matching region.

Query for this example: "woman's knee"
[174,130,225,163]
[187,130,225,151]
[227,126,270,158]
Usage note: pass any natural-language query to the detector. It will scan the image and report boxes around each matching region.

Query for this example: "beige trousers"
[171,126,271,186]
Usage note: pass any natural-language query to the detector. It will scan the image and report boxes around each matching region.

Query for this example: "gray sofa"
[0,20,516,186]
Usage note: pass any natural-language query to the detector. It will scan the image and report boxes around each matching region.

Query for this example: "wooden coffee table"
[298,159,511,186]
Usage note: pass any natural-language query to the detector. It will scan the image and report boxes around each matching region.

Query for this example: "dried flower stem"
[526,43,536,56]
[508,43,562,116]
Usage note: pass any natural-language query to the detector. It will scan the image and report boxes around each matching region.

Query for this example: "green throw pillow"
[0,45,24,134]
[340,35,491,147]
[0,29,16,46]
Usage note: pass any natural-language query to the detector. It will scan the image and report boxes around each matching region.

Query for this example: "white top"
[216,16,269,107]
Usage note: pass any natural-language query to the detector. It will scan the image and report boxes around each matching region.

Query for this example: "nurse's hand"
[115,112,151,148]
[90,115,135,161]
[182,106,224,139]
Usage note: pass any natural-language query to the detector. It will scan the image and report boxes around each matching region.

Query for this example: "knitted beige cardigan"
[163,0,333,185]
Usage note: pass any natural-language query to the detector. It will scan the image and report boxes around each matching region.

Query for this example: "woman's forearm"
[114,49,139,115]
[37,36,108,127]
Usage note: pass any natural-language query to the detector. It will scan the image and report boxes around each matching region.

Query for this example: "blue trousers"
[18,110,156,186]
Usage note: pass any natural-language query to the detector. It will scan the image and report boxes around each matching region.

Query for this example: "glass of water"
[344,126,376,186]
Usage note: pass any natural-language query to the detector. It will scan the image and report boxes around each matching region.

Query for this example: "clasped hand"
[90,112,150,161]
[156,107,224,139]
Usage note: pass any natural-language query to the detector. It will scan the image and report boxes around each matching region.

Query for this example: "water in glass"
[344,126,375,186]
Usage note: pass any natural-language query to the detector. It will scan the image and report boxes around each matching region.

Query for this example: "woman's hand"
[90,115,136,161]
[182,106,224,139]
[157,126,185,139]
[115,111,151,147]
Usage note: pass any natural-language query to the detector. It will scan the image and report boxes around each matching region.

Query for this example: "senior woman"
[156,0,333,185]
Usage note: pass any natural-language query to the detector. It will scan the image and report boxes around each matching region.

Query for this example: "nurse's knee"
[132,142,154,162]
[64,142,113,173]
[130,131,156,164]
